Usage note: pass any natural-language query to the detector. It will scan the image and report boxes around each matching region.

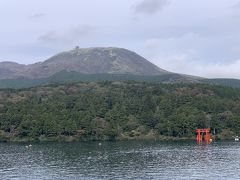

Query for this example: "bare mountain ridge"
[0,47,169,79]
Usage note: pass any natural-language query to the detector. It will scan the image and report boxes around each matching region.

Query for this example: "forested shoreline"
[0,81,240,142]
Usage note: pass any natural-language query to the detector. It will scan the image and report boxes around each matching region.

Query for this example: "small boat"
[235,136,239,141]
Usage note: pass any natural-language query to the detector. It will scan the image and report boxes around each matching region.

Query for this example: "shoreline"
[0,135,194,143]
[0,135,231,143]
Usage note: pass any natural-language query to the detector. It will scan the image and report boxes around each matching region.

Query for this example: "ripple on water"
[0,141,240,179]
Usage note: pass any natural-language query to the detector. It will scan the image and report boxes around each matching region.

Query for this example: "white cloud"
[201,60,240,78]
[145,51,240,79]
[164,56,240,79]
[143,33,240,79]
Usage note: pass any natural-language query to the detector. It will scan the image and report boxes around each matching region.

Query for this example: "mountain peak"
[0,47,169,79]
[29,47,168,78]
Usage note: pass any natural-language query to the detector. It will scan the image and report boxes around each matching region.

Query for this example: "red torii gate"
[196,128,210,143]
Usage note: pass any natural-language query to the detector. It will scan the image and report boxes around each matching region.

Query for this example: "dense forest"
[0,81,240,142]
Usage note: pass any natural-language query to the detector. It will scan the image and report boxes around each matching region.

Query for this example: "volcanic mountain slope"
[2,47,240,89]
[0,47,169,79]
[0,61,26,79]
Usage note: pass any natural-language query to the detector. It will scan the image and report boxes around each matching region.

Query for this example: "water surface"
[0,141,240,179]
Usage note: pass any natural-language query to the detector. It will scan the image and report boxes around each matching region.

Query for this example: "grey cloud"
[38,25,97,44]
[29,13,46,19]
[232,1,240,8]
[134,0,170,15]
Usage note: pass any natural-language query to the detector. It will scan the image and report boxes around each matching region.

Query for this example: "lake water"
[0,141,240,179]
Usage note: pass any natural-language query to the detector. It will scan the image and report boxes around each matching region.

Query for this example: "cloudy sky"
[1,0,240,78]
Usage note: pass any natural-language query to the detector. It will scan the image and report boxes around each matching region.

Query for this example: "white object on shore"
[25,144,33,148]
[235,136,239,141]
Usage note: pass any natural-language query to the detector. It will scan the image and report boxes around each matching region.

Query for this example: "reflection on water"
[0,141,240,179]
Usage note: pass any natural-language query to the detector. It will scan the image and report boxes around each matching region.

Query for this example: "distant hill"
[0,47,169,79]
[0,70,240,89]
[201,78,240,88]
[0,71,196,89]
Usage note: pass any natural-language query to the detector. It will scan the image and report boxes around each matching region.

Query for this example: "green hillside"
[0,81,239,142]
[0,70,240,89]
[0,71,194,89]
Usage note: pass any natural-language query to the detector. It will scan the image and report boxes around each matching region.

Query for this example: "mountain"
[0,47,169,79]
[1,47,240,89]
[0,62,26,79]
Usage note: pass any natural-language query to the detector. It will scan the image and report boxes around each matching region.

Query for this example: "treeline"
[0,71,190,89]
[0,82,240,141]
[1,70,240,89]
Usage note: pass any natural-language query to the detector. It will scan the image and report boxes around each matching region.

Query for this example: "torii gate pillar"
[196,128,210,143]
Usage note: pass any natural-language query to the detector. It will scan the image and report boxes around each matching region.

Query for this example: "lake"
[0,141,240,179]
